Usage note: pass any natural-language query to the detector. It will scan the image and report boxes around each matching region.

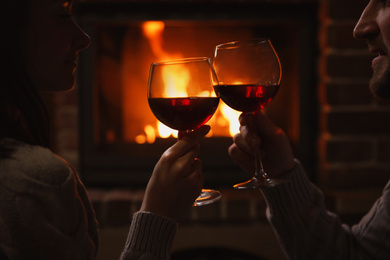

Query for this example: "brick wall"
[318,0,390,219]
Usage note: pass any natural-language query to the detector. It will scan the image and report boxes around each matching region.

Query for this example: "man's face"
[354,0,390,100]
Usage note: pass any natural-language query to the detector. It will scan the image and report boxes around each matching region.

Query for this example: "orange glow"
[142,21,168,60]
[63,2,70,9]
[220,103,241,136]
[131,21,240,144]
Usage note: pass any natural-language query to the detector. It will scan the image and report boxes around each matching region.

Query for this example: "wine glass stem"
[254,145,268,180]
[248,112,269,181]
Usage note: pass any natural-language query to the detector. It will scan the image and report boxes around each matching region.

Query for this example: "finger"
[233,132,253,155]
[236,124,261,153]
[182,125,211,141]
[190,157,203,172]
[238,112,249,126]
[163,141,201,179]
[187,158,204,193]
[172,125,210,157]
[178,130,186,140]
[177,143,200,170]
[228,144,255,174]
[251,111,280,138]
[240,112,281,145]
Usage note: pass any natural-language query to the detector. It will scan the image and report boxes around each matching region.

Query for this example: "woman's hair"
[0,1,50,147]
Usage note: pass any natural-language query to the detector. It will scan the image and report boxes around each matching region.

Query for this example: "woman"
[0,0,208,259]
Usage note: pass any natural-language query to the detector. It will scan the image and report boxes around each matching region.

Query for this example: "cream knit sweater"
[0,139,176,260]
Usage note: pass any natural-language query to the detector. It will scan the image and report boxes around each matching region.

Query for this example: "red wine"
[219,84,279,112]
[148,97,219,131]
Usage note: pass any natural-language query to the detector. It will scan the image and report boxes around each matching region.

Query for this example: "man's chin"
[369,65,390,100]
[370,82,390,100]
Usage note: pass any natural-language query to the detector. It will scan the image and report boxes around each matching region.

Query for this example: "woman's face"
[24,0,90,92]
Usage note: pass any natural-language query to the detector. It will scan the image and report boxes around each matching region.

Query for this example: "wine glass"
[147,57,222,206]
[213,38,286,189]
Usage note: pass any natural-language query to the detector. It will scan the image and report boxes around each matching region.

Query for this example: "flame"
[220,103,241,136]
[142,21,168,60]
[158,122,178,139]
[135,21,240,144]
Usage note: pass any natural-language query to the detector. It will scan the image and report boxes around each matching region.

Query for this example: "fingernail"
[239,114,248,125]
[204,125,211,134]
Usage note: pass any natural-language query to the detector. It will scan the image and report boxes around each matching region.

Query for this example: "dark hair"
[0,1,50,147]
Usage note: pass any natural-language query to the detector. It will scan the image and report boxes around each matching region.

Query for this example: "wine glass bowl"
[213,38,281,113]
[213,38,286,189]
[148,57,220,131]
[147,57,222,206]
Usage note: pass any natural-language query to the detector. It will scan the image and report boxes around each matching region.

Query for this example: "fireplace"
[68,1,320,259]
[76,1,318,188]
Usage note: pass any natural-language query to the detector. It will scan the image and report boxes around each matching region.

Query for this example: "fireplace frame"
[76,1,319,188]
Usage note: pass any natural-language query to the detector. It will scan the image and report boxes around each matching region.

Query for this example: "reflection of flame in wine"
[162,66,190,97]
[136,21,240,144]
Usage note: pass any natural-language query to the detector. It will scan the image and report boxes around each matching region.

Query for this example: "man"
[229,1,390,259]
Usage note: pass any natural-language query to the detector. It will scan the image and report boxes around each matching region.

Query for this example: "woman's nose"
[353,2,379,40]
[73,22,91,52]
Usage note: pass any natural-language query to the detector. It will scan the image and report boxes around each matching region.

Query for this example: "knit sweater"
[261,161,390,260]
[0,139,176,260]
[120,212,177,260]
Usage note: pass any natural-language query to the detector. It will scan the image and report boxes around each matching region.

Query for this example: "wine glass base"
[233,177,288,189]
[193,189,222,206]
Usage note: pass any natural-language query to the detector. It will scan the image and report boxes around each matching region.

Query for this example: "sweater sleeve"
[0,139,99,260]
[120,211,177,260]
[260,160,390,260]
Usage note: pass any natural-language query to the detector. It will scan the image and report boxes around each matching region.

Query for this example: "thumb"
[174,125,211,155]
[240,111,279,138]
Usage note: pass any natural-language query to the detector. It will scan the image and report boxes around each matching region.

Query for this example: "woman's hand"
[140,125,210,221]
[229,112,295,178]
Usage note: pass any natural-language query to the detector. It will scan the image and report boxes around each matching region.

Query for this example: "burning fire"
[134,21,240,144]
